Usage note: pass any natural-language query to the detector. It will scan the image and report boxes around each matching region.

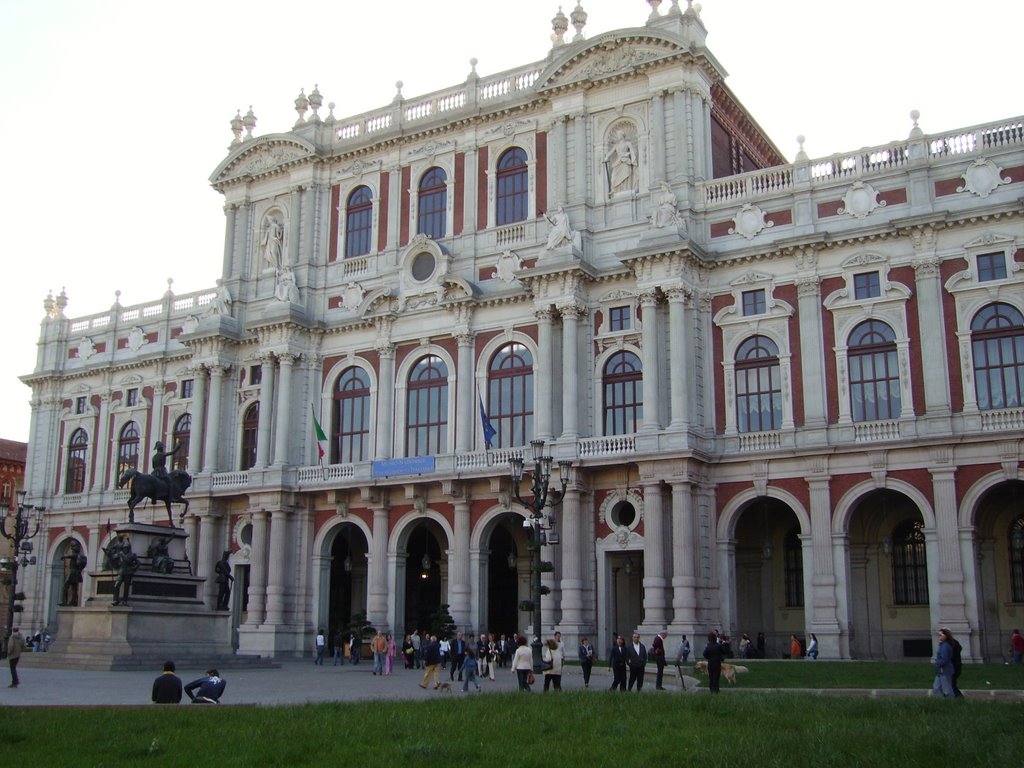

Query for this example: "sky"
[0,0,1019,442]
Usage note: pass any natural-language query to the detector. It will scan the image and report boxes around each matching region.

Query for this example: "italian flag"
[311,406,327,463]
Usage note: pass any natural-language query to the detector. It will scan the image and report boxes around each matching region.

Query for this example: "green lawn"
[1,692,1020,767]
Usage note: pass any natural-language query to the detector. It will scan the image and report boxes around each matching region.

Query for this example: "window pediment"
[537,33,683,92]
[210,136,316,187]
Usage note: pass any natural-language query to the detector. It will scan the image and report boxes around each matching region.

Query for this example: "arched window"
[345,186,373,258]
[65,428,88,494]
[172,414,191,471]
[487,343,534,448]
[495,148,528,226]
[848,320,901,422]
[784,526,804,607]
[332,367,371,464]
[891,519,929,605]
[603,351,643,436]
[407,355,448,456]
[1009,515,1024,603]
[240,403,259,470]
[735,335,782,432]
[417,167,447,239]
[117,422,140,477]
[971,302,1024,411]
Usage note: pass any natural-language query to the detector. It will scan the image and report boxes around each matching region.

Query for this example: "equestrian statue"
[117,441,191,525]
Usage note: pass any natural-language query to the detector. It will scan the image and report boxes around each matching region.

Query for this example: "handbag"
[526,671,536,686]
[541,660,554,672]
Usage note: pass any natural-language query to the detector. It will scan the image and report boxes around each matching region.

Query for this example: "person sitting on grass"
[184,669,226,704]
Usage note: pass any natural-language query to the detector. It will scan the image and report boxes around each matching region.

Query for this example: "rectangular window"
[181,379,194,399]
[250,366,262,386]
[742,289,766,317]
[609,306,631,332]
[75,396,86,415]
[977,252,1007,282]
[854,271,881,299]
[126,388,138,407]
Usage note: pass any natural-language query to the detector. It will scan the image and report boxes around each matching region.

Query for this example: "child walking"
[461,648,482,692]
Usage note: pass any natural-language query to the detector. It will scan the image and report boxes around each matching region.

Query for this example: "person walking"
[449,631,467,681]
[371,630,387,675]
[578,636,595,688]
[674,634,691,665]
[789,634,802,659]
[542,638,564,691]
[461,648,482,692]
[332,629,345,666]
[609,634,628,691]
[511,635,534,691]
[151,660,183,704]
[411,629,422,669]
[950,631,964,698]
[385,633,396,675]
[1010,629,1024,664]
[703,631,726,693]
[419,635,442,689]
[932,628,955,698]
[807,633,819,660]
[651,629,668,690]
[402,634,415,669]
[6,628,24,688]
[626,631,648,691]
[314,629,326,666]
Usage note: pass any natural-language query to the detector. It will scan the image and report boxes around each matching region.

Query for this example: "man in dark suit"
[450,630,467,681]
[625,631,648,691]
[151,660,183,704]
[651,629,668,689]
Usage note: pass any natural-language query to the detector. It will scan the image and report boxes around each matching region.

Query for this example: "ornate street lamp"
[509,439,573,672]
[1,490,45,659]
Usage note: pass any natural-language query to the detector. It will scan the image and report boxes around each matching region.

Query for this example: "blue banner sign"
[371,456,436,478]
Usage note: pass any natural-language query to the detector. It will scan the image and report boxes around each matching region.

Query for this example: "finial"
[243,106,257,139]
[469,57,478,76]
[57,287,68,314]
[230,110,244,146]
[909,109,923,138]
[325,102,336,125]
[43,291,55,319]
[570,2,587,41]
[394,81,404,103]
[112,289,122,310]
[165,278,175,298]
[294,88,309,126]
[795,135,808,162]
[647,0,663,20]
[309,84,323,121]
[551,6,569,47]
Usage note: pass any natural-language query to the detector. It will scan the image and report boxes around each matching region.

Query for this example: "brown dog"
[438,682,453,693]
[693,660,749,684]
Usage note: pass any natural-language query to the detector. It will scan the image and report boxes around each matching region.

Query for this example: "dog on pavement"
[438,682,453,693]
[693,660,749,684]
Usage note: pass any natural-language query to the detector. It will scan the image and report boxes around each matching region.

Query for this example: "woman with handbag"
[542,638,564,691]
[511,635,534,690]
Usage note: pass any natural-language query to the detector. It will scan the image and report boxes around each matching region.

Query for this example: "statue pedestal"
[90,522,198,605]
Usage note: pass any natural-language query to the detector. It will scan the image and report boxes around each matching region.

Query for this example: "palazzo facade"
[19,3,1024,661]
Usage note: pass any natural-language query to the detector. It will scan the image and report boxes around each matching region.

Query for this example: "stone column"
[455,333,475,452]
[670,480,698,630]
[673,90,690,181]
[651,91,667,183]
[558,488,584,628]
[560,303,583,440]
[198,510,222,608]
[287,186,302,266]
[666,288,689,429]
[796,275,828,429]
[930,463,971,637]
[806,472,842,656]
[264,507,291,625]
[572,111,588,203]
[914,256,952,420]
[534,309,554,441]
[641,481,668,628]
[91,392,111,491]
[375,344,395,460]
[202,365,226,473]
[367,505,390,629]
[222,204,237,276]
[236,201,251,277]
[186,366,206,473]
[149,376,166,454]
[450,499,471,627]
[640,291,661,432]
[244,510,269,625]
[552,116,568,207]
[255,355,276,468]
[273,354,295,466]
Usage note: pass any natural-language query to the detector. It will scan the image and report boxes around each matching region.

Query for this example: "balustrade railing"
[211,471,249,488]
[578,435,636,457]
[737,431,782,452]
[297,463,356,484]
[853,420,901,443]
[980,407,1024,432]
[455,447,524,471]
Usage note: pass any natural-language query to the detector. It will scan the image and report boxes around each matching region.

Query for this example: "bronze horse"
[117,469,192,525]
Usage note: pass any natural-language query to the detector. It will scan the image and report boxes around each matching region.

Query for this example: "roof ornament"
[468,57,479,78]
[669,0,683,15]
[242,106,257,141]
[795,135,808,162]
[393,80,404,104]
[325,102,336,125]
[647,0,662,20]
[308,84,323,122]
[294,88,309,127]
[230,110,244,147]
[570,2,587,41]
[551,6,568,47]
[908,109,923,139]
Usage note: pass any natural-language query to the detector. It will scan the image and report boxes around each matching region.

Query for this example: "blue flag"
[479,395,497,449]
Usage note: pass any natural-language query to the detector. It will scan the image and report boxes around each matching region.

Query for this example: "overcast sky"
[0,0,1019,441]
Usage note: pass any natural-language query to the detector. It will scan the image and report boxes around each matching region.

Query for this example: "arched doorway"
[328,523,369,647]
[847,489,931,659]
[734,497,804,658]
[481,513,526,637]
[972,480,1024,661]
[403,520,445,636]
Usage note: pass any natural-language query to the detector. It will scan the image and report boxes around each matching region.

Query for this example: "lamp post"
[1,490,44,659]
[509,439,572,672]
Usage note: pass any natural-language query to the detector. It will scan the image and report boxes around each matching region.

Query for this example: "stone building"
[19,2,1024,661]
